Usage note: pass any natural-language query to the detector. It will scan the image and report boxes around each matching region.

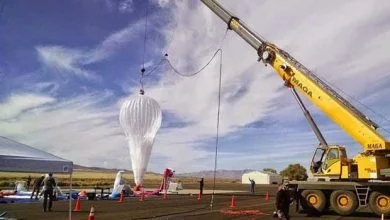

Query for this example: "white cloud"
[32,82,60,95]
[0,91,226,172]
[4,0,390,173]
[101,0,135,13]
[153,0,170,8]
[84,20,144,64]
[0,94,55,120]
[0,92,129,169]
[36,19,144,79]
[118,0,134,13]
[128,0,390,171]
[36,46,95,79]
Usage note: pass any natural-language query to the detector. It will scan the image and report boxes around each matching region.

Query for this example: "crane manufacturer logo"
[291,77,312,97]
[367,143,382,149]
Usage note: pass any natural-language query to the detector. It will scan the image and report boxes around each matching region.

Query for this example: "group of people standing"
[28,173,57,212]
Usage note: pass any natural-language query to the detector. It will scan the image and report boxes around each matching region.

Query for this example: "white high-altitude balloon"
[119,93,162,188]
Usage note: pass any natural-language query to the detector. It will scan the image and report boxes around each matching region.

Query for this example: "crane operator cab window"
[322,148,340,171]
[311,148,326,174]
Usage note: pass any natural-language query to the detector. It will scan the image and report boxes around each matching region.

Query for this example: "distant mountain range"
[177,169,256,180]
[73,164,256,179]
[73,164,130,172]
[73,164,158,175]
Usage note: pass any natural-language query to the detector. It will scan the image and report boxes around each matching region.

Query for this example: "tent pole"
[69,172,72,220]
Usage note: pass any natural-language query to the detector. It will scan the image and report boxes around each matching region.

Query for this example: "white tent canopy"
[0,136,73,173]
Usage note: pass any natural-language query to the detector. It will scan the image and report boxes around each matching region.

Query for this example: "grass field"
[0,169,238,189]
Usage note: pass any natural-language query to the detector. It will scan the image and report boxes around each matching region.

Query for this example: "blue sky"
[1,0,390,174]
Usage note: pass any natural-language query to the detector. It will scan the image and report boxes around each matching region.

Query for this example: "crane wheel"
[369,191,390,217]
[330,190,358,216]
[300,190,326,214]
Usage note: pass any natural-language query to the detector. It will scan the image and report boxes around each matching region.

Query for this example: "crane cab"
[311,145,390,181]
[310,145,350,180]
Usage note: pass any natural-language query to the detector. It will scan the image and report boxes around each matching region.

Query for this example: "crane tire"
[330,190,358,216]
[300,190,326,214]
[369,191,390,217]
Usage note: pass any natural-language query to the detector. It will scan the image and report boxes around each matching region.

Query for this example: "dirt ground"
[0,187,380,220]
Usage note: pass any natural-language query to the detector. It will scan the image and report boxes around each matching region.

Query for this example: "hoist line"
[209,48,223,211]
[139,1,150,93]
[136,26,229,210]
[141,29,228,79]
[165,49,221,77]
[164,47,225,210]
[142,1,149,70]
[146,30,229,210]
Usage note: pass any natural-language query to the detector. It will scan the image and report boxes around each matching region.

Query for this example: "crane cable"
[163,29,228,77]
[140,28,229,209]
[158,31,229,210]
[162,47,225,210]
[138,8,229,207]
[139,0,149,94]
[209,48,223,211]
[165,50,221,77]
[163,29,228,209]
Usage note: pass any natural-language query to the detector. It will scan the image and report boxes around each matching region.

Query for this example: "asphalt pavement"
[0,193,381,220]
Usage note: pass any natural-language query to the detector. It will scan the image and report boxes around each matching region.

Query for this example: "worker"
[274,181,291,220]
[26,176,32,191]
[249,178,255,193]
[177,180,183,190]
[41,173,56,212]
[199,178,204,196]
[30,175,45,200]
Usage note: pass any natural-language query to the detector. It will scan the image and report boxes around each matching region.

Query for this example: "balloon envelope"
[119,94,162,187]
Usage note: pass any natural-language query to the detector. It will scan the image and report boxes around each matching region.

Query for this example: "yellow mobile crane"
[201,0,390,216]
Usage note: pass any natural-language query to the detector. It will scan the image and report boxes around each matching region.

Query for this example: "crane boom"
[201,0,390,151]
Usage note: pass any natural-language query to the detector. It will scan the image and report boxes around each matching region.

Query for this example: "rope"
[138,1,149,94]
[160,29,228,77]
[158,49,225,210]
[148,30,229,209]
[138,11,229,90]
[139,68,145,94]
[165,49,221,77]
[141,1,149,71]
[138,29,228,210]
[142,56,167,76]
[209,48,223,211]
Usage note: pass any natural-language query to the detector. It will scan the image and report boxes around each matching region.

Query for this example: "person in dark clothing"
[249,178,255,193]
[199,178,204,196]
[274,182,291,220]
[26,176,32,191]
[42,173,56,212]
[30,175,45,200]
